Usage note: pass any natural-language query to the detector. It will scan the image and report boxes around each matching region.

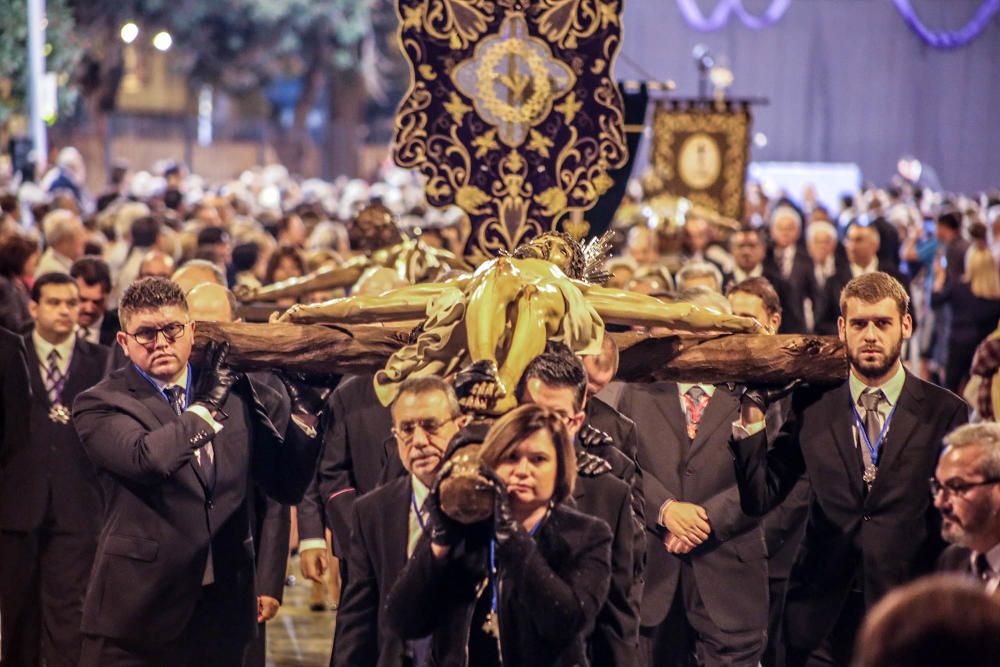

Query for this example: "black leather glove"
[578,424,614,450]
[276,371,331,417]
[192,341,240,415]
[478,466,519,546]
[737,379,803,412]
[426,460,462,548]
[576,449,612,477]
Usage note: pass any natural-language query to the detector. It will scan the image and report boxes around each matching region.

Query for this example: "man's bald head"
[138,250,176,279]
[171,259,226,295]
[186,283,238,323]
[582,334,619,400]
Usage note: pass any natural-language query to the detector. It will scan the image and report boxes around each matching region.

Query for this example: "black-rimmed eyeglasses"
[929,477,1000,498]
[125,322,189,346]
[392,417,455,441]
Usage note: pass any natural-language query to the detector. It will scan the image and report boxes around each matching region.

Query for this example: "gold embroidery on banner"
[392,0,627,261]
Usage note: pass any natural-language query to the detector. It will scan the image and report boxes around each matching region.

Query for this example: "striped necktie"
[44,349,66,404]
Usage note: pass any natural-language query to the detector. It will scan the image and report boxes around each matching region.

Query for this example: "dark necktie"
[44,349,66,404]
[975,554,993,583]
[683,386,711,440]
[165,385,215,485]
[858,388,885,479]
[164,385,185,416]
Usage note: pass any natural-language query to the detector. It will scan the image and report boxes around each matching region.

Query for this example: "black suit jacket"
[572,471,641,666]
[0,329,32,527]
[586,396,638,462]
[331,476,411,667]
[765,248,816,334]
[761,397,811,580]
[316,375,395,556]
[98,309,121,347]
[618,382,768,632]
[72,364,320,646]
[246,372,293,603]
[936,544,976,576]
[386,506,612,667]
[730,373,968,649]
[0,335,107,532]
[584,396,646,526]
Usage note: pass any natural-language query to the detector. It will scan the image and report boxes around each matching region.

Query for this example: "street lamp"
[120,22,139,44]
[152,31,172,52]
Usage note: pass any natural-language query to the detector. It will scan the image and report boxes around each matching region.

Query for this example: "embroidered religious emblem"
[393,0,628,264]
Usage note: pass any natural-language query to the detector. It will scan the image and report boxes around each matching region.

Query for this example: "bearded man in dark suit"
[732,272,968,666]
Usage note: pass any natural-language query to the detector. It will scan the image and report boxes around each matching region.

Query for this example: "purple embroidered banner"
[893,0,1000,49]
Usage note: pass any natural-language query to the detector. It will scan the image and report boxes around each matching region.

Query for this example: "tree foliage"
[0,0,82,124]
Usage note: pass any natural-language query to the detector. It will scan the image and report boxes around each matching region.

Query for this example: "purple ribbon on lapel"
[893,0,999,49]
[676,0,791,32]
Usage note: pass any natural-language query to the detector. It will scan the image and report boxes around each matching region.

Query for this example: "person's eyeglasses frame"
[392,416,457,442]
[929,476,1000,499]
[124,321,190,347]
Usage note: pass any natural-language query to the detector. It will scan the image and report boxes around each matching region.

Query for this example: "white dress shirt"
[971,542,1000,595]
[408,475,430,557]
[850,258,879,278]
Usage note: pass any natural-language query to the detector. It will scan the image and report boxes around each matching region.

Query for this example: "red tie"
[683,386,710,439]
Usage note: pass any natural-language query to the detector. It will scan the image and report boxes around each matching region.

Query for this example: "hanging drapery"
[892,0,1000,49]
[675,0,792,32]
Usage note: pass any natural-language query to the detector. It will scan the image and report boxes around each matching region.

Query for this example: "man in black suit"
[619,366,768,663]
[805,221,851,334]
[732,272,968,666]
[0,273,108,667]
[184,282,295,667]
[70,256,120,347]
[582,334,639,462]
[517,347,642,667]
[764,206,815,334]
[814,223,913,336]
[933,423,1000,594]
[727,277,809,667]
[299,374,396,614]
[331,376,465,667]
[72,277,321,666]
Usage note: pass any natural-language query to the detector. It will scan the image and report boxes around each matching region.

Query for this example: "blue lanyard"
[134,363,192,410]
[411,489,426,531]
[488,513,546,617]
[850,399,897,466]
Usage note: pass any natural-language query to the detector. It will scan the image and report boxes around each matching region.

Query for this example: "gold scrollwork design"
[392,0,627,262]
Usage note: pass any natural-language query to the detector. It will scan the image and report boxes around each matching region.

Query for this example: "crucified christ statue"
[276,231,762,413]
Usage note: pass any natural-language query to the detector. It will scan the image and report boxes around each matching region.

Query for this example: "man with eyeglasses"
[934,423,1000,593]
[72,277,322,666]
[516,343,641,667]
[331,376,465,667]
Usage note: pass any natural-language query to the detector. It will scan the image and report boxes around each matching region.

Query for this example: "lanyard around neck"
[850,398,897,465]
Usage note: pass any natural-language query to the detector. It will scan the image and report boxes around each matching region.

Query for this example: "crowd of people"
[1,147,1000,667]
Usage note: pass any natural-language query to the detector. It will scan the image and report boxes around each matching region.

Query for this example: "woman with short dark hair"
[0,234,40,332]
[385,404,612,667]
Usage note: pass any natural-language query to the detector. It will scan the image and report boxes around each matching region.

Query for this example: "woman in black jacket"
[385,404,612,667]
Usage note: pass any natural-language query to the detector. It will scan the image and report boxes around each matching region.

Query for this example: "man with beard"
[731,271,968,667]
[934,423,1000,593]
